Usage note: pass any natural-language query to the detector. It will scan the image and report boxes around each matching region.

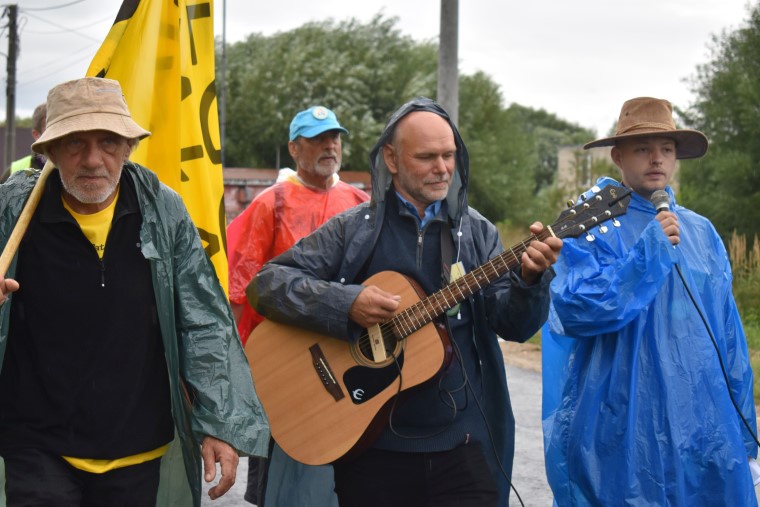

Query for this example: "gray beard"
[60,168,122,205]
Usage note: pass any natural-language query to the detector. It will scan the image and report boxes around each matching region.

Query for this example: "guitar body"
[245,183,632,465]
[246,270,452,465]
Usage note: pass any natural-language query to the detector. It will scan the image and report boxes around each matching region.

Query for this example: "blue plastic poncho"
[542,177,758,506]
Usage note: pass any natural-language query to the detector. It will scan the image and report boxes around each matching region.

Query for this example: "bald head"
[383,111,456,217]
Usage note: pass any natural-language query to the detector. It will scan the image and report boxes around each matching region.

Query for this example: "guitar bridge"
[309,344,345,402]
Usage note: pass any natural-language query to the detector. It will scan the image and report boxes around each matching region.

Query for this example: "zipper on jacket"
[99,259,106,288]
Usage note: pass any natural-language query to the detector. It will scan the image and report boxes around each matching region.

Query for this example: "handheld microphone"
[651,190,670,214]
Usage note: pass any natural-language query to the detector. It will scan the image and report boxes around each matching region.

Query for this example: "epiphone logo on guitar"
[246,183,633,466]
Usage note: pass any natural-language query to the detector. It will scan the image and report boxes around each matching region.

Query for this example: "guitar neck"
[386,184,633,339]
[390,228,553,338]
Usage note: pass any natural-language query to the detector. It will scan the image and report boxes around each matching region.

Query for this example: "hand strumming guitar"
[349,285,401,328]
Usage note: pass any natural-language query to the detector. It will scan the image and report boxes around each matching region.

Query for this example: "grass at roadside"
[745,321,760,405]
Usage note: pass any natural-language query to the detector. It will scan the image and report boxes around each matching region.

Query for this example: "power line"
[21,11,101,42]
[19,0,86,12]
[17,43,96,85]
[21,14,112,35]
[18,51,95,87]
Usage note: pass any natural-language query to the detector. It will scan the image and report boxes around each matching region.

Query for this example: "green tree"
[219,15,436,171]
[218,15,595,227]
[505,105,594,193]
[0,116,33,128]
[681,2,760,240]
[457,72,536,225]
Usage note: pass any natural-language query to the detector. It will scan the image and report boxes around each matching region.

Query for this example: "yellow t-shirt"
[61,187,169,472]
[62,190,119,259]
[63,444,170,473]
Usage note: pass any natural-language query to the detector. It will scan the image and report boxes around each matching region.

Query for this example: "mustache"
[75,169,111,178]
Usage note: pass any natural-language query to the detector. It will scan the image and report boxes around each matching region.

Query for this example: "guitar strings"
[353,232,548,357]
[353,202,597,356]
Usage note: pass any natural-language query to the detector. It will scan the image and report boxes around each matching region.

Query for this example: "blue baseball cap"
[289,106,348,141]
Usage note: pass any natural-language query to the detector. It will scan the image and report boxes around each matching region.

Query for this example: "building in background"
[0,127,34,173]
[223,168,372,223]
[556,145,680,199]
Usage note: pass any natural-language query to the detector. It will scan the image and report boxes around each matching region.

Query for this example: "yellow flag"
[87,0,228,291]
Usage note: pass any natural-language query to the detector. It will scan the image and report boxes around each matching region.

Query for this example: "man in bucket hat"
[227,106,367,506]
[0,77,268,506]
[541,97,758,505]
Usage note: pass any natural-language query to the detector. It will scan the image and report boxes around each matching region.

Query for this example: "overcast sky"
[9,0,754,137]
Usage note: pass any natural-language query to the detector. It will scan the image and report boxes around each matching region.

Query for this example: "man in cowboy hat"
[0,77,268,506]
[541,97,758,505]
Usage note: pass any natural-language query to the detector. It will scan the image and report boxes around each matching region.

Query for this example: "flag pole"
[0,159,55,278]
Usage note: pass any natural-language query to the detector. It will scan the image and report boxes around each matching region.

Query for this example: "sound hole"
[352,325,403,368]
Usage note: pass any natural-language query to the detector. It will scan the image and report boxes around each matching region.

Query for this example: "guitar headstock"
[552,184,632,240]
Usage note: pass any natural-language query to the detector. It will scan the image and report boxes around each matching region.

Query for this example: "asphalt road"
[200,361,760,506]
[201,363,553,506]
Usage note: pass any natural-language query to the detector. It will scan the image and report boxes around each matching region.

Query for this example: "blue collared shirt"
[395,192,442,228]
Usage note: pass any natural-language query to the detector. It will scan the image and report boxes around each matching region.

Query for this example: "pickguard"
[343,352,405,404]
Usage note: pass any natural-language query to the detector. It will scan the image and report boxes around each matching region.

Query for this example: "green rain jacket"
[0,162,269,506]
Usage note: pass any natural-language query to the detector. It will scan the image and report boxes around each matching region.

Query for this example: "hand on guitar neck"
[348,220,562,329]
[520,221,563,285]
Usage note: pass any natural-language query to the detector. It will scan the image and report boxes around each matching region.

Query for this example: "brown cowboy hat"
[584,97,708,159]
[32,77,150,155]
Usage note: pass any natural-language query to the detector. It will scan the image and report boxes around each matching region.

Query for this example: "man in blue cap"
[286,106,347,187]
[227,105,368,506]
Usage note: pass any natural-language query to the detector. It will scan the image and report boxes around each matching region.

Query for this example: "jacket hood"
[368,97,470,222]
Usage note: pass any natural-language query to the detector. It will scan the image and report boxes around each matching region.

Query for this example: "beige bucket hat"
[584,97,708,159]
[32,77,150,154]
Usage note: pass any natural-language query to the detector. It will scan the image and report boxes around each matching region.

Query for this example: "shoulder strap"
[440,219,454,288]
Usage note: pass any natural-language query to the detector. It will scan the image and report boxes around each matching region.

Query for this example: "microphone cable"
[462,341,526,507]
[673,262,760,448]
[651,190,760,448]
[385,322,526,506]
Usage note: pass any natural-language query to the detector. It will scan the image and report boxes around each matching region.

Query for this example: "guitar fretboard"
[389,229,554,338]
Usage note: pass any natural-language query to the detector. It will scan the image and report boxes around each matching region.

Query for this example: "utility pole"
[4,4,18,171]
[438,0,459,125]
[219,0,226,166]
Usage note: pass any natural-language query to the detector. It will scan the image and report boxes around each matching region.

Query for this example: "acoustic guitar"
[245,184,632,465]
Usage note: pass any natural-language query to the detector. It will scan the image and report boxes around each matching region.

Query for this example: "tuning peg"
[599,225,608,234]
[585,232,595,242]
[566,199,575,208]
[612,218,621,227]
